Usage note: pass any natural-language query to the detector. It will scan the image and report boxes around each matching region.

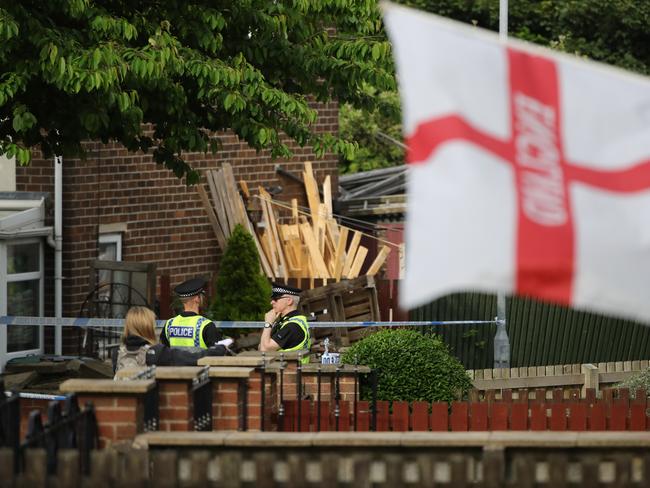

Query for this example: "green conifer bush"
[209,224,271,321]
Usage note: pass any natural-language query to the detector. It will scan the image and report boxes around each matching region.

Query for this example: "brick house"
[1,101,339,364]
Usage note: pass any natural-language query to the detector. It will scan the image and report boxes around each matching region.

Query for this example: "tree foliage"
[209,224,271,321]
[0,0,394,182]
[339,86,403,174]
[340,0,650,173]
[405,0,650,74]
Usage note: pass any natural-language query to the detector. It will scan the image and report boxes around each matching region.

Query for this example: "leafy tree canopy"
[406,0,650,74]
[339,85,403,174]
[0,0,394,182]
[341,0,650,173]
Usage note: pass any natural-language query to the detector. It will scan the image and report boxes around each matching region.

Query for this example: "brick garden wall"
[15,102,339,351]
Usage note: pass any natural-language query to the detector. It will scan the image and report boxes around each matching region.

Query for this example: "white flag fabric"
[384,3,650,321]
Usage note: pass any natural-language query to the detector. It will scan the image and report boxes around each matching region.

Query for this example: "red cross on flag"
[384,4,650,321]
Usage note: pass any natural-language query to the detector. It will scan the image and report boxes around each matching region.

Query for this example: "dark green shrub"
[341,329,472,403]
[209,224,271,321]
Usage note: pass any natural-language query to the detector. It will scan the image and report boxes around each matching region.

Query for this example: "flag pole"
[499,0,508,41]
[494,0,511,369]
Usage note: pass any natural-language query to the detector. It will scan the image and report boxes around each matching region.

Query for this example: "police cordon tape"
[0,316,497,328]
[4,391,68,401]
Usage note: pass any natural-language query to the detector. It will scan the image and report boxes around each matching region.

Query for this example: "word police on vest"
[169,326,194,337]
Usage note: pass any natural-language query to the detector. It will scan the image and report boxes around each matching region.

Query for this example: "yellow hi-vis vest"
[276,314,311,364]
[164,315,210,349]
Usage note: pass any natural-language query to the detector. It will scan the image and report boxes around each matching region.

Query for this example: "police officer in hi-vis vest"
[160,277,223,348]
[259,283,311,363]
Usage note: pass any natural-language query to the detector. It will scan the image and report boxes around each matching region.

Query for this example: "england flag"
[384,3,650,321]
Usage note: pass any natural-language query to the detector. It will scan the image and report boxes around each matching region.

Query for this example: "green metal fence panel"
[410,292,650,369]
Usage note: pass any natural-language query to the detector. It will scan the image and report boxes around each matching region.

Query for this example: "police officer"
[259,283,311,363]
[160,277,223,348]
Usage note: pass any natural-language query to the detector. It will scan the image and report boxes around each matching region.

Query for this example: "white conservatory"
[0,192,50,370]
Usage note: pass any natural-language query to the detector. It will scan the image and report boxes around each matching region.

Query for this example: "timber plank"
[259,187,289,282]
[348,246,368,279]
[206,169,231,238]
[303,161,321,227]
[333,226,349,281]
[299,222,329,278]
[196,183,228,251]
[366,245,391,276]
[342,231,362,278]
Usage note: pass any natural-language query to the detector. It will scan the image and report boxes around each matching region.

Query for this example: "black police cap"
[174,277,207,298]
[271,283,302,299]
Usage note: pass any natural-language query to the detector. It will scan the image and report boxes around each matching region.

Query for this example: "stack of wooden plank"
[256,162,392,283]
[197,161,391,285]
[196,163,274,277]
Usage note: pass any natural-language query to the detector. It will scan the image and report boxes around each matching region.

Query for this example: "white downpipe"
[54,155,63,355]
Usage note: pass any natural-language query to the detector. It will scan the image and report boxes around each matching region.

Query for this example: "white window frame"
[0,237,44,370]
[99,232,123,261]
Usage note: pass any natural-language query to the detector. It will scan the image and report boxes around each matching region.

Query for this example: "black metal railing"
[192,366,212,431]
[0,384,99,475]
[264,355,378,433]
[0,381,20,472]
[122,366,159,432]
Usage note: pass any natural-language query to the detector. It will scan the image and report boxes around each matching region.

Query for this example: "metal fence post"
[192,366,212,431]
[278,353,285,432]
[370,369,378,432]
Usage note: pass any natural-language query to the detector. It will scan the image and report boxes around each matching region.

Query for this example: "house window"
[99,232,122,261]
[97,230,128,317]
[5,240,43,352]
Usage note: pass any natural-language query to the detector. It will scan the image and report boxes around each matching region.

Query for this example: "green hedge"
[341,329,472,403]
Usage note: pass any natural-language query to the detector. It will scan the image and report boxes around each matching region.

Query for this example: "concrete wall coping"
[60,379,155,394]
[133,431,650,450]
[301,364,371,374]
[198,356,266,367]
[208,367,254,378]
[114,366,205,380]
[237,350,309,361]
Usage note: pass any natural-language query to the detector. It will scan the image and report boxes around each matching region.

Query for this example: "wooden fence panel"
[590,403,607,430]
[338,400,351,432]
[279,391,648,433]
[530,404,547,431]
[319,400,331,432]
[430,403,448,431]
[510,403,528,430]
[549,404,567,431]
[299,399,310,432]
[490,403,509,430]
[470,402,488,431]
[609,403,628,430]
[568,403,587,431]
[411,401,429,431]
[450,402,468,431]
[376,400,389,432]
[356,401,370,432]
[391,401,409,432]
[629,404,646,431]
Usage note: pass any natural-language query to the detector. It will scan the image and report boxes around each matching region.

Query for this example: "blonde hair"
[122,306,157,345]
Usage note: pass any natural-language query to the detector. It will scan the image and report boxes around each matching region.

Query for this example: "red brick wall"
[158,381,193,432]
[77,395,143,447]
[15,102,339,328]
